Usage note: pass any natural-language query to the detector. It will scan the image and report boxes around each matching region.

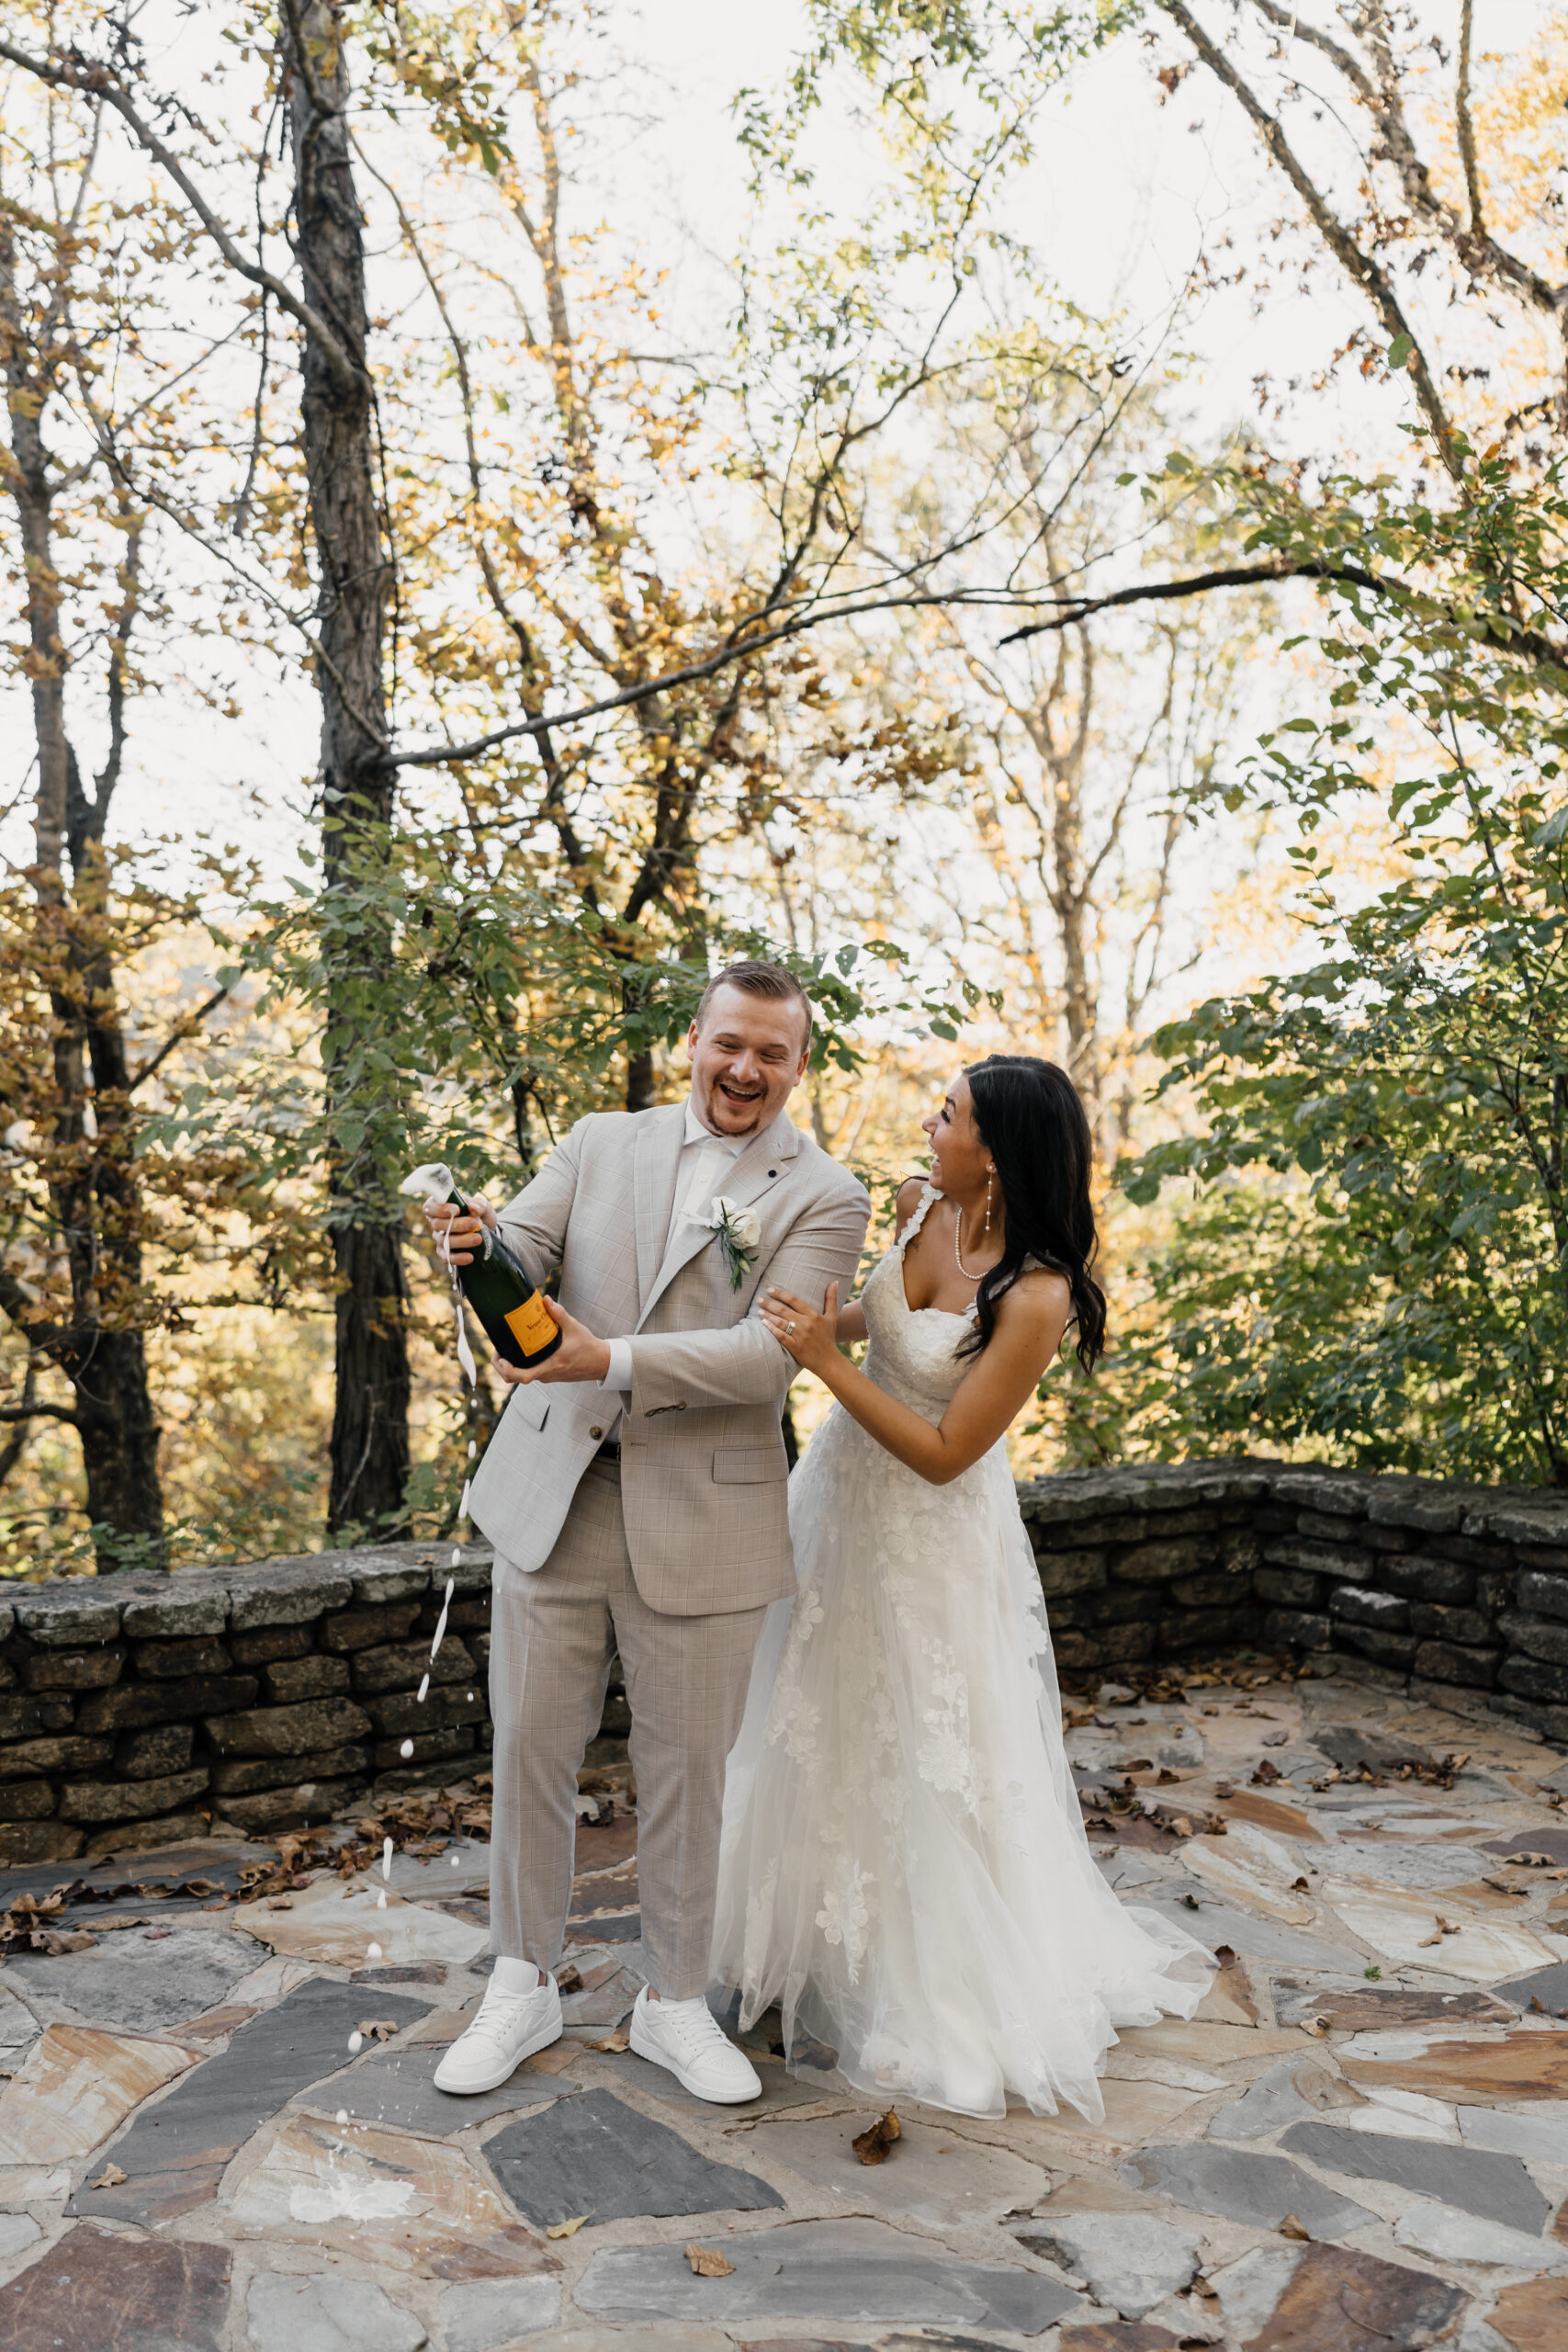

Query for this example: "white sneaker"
[434,1971,562,2095]
[629,1985,761,2104]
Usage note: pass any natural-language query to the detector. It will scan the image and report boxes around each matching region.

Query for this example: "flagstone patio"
[2,1665,1567,2350]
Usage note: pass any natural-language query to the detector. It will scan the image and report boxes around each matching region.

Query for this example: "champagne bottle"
[400,1162,562,1368]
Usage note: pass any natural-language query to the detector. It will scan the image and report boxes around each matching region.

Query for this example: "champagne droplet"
[459,1481,471,1519]
[336,2109,348,2124]
[467,1440,477,1459]
[451,1547,461,1566]
[347,2031,363,2054]
[377,1890,388,1909]
[417,1674,430,1702]
[367,1941,382,1960]
[381,1835,393,1882]
[449,1854,460,1867]
[400,1738,414,1758]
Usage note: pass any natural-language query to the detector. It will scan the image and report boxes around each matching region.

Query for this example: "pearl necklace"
[953,1195,989,1283]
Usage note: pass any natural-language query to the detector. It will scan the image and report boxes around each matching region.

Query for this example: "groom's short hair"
[694,959,813,1052]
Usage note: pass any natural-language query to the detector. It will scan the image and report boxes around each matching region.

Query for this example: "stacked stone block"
[1016,1462,1568,1745]
[0,1544,492,1865]
[1019,1464,1269,1675]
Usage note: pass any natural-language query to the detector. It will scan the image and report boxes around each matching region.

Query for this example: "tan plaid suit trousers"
[473,1100,869,1996]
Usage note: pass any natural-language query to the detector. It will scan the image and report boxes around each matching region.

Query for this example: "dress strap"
[894,1179,941,1254]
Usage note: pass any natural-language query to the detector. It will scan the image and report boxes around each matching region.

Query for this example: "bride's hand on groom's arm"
[761,1282,840,1374]
[493,1297,613,1386]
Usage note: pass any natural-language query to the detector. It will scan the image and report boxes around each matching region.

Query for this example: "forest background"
[3,0,1566,1577]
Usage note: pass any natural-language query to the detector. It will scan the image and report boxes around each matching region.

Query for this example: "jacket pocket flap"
[711,1444,787,1485]
[507,1385,550,1431]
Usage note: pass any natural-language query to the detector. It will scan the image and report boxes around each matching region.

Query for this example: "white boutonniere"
[708,1194,761,1290]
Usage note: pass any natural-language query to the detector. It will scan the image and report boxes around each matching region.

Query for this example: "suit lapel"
[635,1108,801,1332]
[632,1104,686,1314]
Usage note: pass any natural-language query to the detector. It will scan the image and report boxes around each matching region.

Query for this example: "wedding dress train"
[711,1183,1213,2120]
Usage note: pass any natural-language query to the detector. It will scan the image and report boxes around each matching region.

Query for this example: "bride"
[710,1054,1212,2120]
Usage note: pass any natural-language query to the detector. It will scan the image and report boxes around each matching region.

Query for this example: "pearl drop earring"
[984,1169,993,1235]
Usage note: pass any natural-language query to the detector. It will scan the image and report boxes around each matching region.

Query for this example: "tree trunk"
[1,223,164,1566]
[283,3,409,1534]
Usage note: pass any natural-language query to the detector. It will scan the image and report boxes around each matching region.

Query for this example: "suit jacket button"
[590,1424,603,1441]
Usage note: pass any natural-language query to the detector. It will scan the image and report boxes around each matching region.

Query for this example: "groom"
[425,961,870,2102]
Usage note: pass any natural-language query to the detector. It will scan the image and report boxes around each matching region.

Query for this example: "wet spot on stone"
[482,2086,784,2229]
[0,2224,231,2352]
[312,2040,574,2135]
[68,1976,430,2224]
[1280,2120,1550,2233]
[229,2112,557,2280]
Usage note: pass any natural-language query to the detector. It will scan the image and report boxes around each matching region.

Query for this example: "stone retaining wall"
[1021,1461,1568,1747]
[0,1544,497,1866]
[4,1460,1568,1865]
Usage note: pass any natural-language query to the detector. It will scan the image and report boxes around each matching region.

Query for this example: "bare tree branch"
[1454,0,1485,238]
[128,986,233,1093]
[0,35,363,399]
[1158,0,1456,464]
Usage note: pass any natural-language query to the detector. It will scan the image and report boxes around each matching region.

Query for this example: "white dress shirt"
[596,1098,748,1420]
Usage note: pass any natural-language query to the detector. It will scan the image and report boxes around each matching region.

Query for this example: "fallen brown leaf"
[356,2018,399,2041]
[547,2214,588,2239]
[583,2031,629,2052]
[29,1928,96,1957]
[266,1896,294,1911]
[1503,1851,1554,1867]
[95,1915,149,1933]
[1302,2016,1330,2039]
[555,1965,583,1996]
[852,2108,901,2165]
[683,2243,735,2278]
[91,2163,128,2188]
[1279,2213,1311,2242]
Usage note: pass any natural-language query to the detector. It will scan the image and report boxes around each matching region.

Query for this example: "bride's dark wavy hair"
[956,1055,1108,1373]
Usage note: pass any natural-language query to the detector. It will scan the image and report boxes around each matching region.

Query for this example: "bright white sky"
[5,1,1542,900]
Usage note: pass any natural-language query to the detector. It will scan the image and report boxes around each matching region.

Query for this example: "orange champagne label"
[503,1290,557,1357]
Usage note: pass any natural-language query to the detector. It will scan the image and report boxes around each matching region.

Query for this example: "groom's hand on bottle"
[492,1295,613,1386]
[424,1196,495,1267]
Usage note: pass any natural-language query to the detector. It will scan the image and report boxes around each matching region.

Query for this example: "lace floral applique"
[816,1865,874,1982]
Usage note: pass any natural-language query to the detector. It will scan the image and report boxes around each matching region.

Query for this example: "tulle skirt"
[710,1401,1213,2119]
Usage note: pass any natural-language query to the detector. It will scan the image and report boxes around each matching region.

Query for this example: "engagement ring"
[787,1320,796,1334]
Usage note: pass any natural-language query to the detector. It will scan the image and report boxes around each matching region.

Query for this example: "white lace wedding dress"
[711,1183,1213,2120]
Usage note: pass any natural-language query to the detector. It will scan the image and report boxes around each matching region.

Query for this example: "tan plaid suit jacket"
[467,1099,870,1615]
